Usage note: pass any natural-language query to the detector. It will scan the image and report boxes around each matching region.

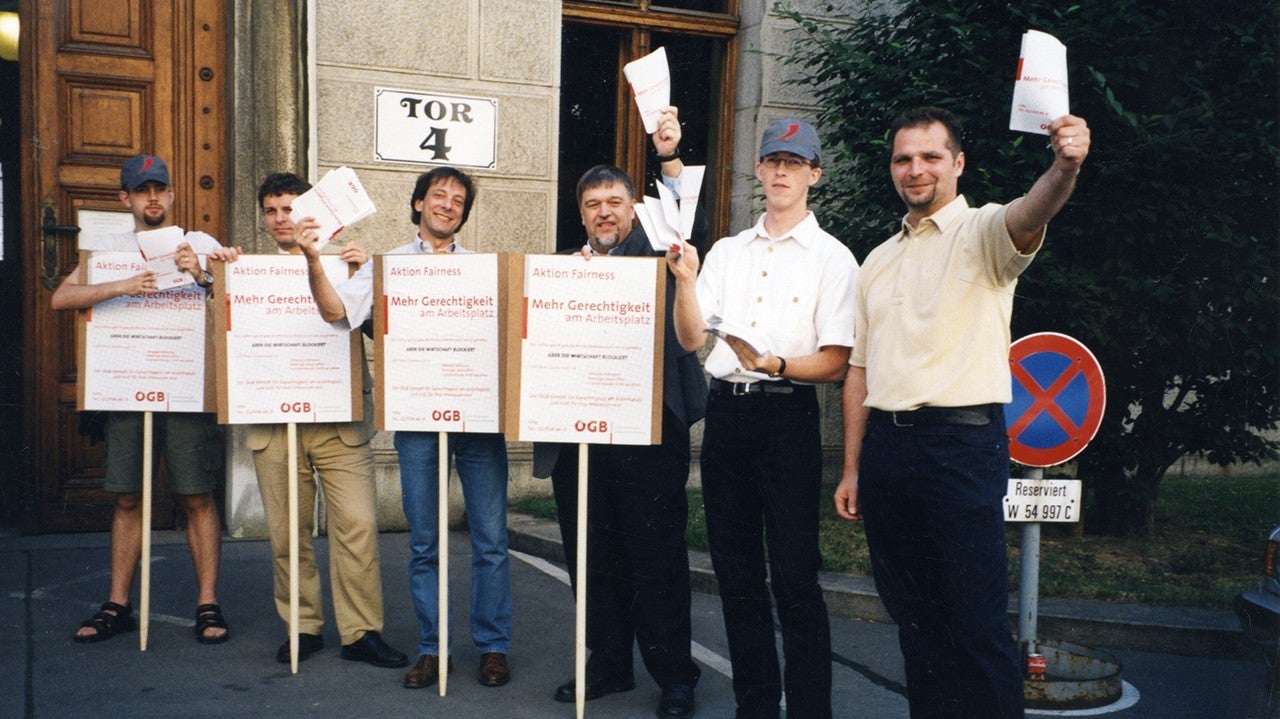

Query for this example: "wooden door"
[20,0,227,532]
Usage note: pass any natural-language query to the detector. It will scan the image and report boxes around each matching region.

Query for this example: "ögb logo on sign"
[280,402,313,414]
[432,410,461,422]
[574,420,609,433]
[1004,332,1106,467]
[135,391,166,402]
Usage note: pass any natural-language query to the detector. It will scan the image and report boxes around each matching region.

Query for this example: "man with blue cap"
[52,153,239,646]
[668,120,859,719]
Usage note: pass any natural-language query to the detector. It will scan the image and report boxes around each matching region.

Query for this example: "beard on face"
[142,210,167,227]
[592,230,621,249]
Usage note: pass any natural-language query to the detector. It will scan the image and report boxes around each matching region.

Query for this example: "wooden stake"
[576,442,588,719]
[288,422,299,674]
[139,411,153,651]
[439,431,449,696]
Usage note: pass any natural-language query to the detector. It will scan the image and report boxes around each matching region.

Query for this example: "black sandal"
[194,603,230,645]
[74,601,136,643]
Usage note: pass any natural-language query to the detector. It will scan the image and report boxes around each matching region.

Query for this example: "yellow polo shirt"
[850,195,1041,410]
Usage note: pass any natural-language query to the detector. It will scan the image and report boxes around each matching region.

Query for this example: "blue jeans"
[394,431,512,656]
[860,412,1023,719]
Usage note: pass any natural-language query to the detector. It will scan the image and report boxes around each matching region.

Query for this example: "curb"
[505,512,1244,661]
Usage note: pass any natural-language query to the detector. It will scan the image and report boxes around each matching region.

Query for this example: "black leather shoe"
[340,631,409,668]
[276,633,324,664]
[657,683,696,718]
[554,673,636,703]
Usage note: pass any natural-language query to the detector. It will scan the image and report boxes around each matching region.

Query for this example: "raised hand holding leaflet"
[622,47,670,134]
[135,226,195,290]
[1009,30,1069,135]
[290,166,377,251]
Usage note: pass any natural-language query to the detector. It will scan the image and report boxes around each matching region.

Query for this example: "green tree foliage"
[780,0,1280,533]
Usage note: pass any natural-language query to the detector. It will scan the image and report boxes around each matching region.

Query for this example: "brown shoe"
[478,652,510,687]
[403,654,453,689]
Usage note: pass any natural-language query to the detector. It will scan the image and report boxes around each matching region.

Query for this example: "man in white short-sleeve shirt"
[669,119,858,719]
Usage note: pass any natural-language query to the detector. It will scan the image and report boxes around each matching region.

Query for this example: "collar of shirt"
[415,235,456,254]
[898,194,969,240]
[749,210,821,249]
[583,245,620,257]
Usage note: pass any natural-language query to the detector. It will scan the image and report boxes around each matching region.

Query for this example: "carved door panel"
[21,0,226,531]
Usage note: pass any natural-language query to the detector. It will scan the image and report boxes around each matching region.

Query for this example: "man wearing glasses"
[668,120,858,719]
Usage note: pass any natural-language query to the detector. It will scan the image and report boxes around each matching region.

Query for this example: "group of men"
[55,98,1090,719]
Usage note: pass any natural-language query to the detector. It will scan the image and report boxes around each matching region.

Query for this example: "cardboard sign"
[77,250,212,412]
[373,253,509,432]
[506,254,664,445]
[213,255,362,424]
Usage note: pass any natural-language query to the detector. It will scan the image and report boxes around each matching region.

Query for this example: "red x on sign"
[1004,333,1106,467]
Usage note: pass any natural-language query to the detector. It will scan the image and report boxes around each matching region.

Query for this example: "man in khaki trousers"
[249,172,407,669]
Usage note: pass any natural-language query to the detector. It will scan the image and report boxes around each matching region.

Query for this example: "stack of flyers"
[633,165,706,253]
[623,46,671,134]
[135,226,196,290]
[1009,30,1070,135]
[704,314,768,358]
[290,166,378,251]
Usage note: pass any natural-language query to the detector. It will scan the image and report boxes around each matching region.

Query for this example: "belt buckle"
[731,382,752,397]
[891,411,914,427]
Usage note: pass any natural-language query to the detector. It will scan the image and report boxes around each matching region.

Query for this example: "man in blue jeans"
[835,106,1091,718]
[296,166,512,689]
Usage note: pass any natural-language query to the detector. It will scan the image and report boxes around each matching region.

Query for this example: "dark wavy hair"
[410,167,477,229]
[257,172,312,208]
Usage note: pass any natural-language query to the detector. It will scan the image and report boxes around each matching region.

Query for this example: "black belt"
[868,404,1000,427]
[710,378,806,396]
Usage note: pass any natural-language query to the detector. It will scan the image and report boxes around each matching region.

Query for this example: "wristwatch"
[768,356,787,378]
[197,270,214,288]
[655,146,681,163]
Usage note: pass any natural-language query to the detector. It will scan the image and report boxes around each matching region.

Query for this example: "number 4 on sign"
[420,127,452,160]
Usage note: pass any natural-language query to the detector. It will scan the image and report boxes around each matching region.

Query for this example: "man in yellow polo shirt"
[835,106,1090,718]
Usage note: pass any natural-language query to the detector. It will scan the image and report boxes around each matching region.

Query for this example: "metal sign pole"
[1018,466,1044,655]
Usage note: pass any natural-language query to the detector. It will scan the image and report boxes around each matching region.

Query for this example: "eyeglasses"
[761,155,811,170]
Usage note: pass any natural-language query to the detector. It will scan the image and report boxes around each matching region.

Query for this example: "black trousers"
[550,408,700,688]
[701,385,831,719]
[861,411,1023,719]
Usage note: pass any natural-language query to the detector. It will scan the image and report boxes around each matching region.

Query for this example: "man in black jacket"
[534,107,705,719]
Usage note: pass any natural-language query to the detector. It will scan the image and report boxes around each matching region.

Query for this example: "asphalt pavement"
[0,516,1264,718]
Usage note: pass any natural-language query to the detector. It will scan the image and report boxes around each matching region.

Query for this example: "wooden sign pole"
[575,442,589,719]
[288,422,299,674]
[139,411,153,651]
[438,431,450,696]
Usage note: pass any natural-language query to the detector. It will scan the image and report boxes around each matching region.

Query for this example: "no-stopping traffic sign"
[1004,332,1105,467]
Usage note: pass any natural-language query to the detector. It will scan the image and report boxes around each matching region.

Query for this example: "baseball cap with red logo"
[758,119,821,164]
[120,154,171,190]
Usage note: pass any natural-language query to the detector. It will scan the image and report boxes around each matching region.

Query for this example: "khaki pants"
[253,423,382,645]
